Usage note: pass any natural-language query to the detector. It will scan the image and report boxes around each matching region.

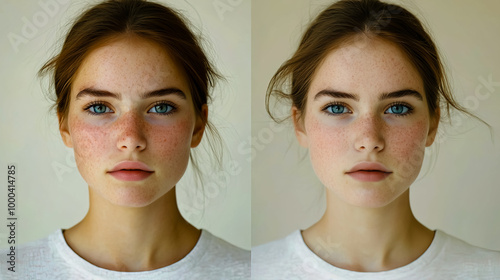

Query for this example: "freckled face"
[294,37,438,208]
[60,36,205,207]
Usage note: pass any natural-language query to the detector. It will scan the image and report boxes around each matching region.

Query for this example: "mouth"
[108,161,154,181]
[108,170,153,181]
[351,169,390,173]
[117,169,151,171]
[346,170,392,182]
[346,162,392,182]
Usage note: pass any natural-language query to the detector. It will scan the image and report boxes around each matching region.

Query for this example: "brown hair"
[39,0,222,175]
[266,0,484,125]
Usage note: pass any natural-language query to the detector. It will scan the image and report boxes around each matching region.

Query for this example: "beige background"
[1,0,499,256]
[0,0,250,249]
[252,0,500,250]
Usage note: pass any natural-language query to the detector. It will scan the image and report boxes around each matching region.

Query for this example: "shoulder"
[438,230,500,257]
[0,230,66,279]
[13,232,54,258]
[6,230,56,263]
[204,231,250,266]
[252,231,305,279]
[195,230,250,279]
[432,230,500,276]
[252,231,296,259]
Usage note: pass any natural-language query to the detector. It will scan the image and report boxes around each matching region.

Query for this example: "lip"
[108,161,154,181]
[346,162,392,182]
[109,161,153,172]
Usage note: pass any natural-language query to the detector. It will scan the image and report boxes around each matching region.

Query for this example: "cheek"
[68,115,194,175]
[69,118,112,174]
[390,120,428,157]
[145,118,194,185]
[148,119,193,159]
[305,116,430,173]
[389,119,429,180]
[306,117,350,170]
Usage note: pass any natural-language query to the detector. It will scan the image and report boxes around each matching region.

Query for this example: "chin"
[101,185,172,208]
[347,195,400,209]
[330,182,410,209]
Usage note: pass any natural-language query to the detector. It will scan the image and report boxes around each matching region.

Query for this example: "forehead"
[72,36,189,97]
[310,36,424,98]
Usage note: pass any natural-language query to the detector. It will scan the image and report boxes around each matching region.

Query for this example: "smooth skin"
[294,35,439,272]
[59,35,206,271]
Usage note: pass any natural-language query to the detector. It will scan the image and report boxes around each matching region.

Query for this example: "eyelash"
[321,102,414,117]
[83,101,112,116]
[82,100,178,116]
[385,102,414,117]
[321,102,352,116]
[149,101,177,115]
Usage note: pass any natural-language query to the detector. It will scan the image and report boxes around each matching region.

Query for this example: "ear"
[59,113,73,148]
[425,107,440,147]
[292,106,308,148]
[191,104,208,148]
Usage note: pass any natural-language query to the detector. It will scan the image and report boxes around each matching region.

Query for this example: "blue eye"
[385,104,411,115]
[149,103,174,114]
[87,103,113,115]
[325,104,350,115]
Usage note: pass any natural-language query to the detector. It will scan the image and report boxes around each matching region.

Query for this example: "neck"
[302,189,434,272]
[64,187,200,272]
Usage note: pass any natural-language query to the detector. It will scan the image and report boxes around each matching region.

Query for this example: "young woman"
[1,0,249,278]
[252,0,500,278]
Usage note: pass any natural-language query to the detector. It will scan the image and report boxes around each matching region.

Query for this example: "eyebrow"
[314,89,423,102]
[75,87,187,100]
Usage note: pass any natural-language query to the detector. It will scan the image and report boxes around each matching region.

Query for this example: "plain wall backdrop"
[1,0,500,259]
[0,0,250,250]
[252,0,500,250]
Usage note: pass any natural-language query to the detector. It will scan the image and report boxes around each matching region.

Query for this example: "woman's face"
[60,36,205,207]
[294,37,438,208]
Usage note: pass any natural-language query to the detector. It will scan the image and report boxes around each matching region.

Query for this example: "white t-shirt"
[1,229,250,280]
[252,230,500,279]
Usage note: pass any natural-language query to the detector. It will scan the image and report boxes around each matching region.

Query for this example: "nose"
[353,114,385,152]
[116,112,147,152]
